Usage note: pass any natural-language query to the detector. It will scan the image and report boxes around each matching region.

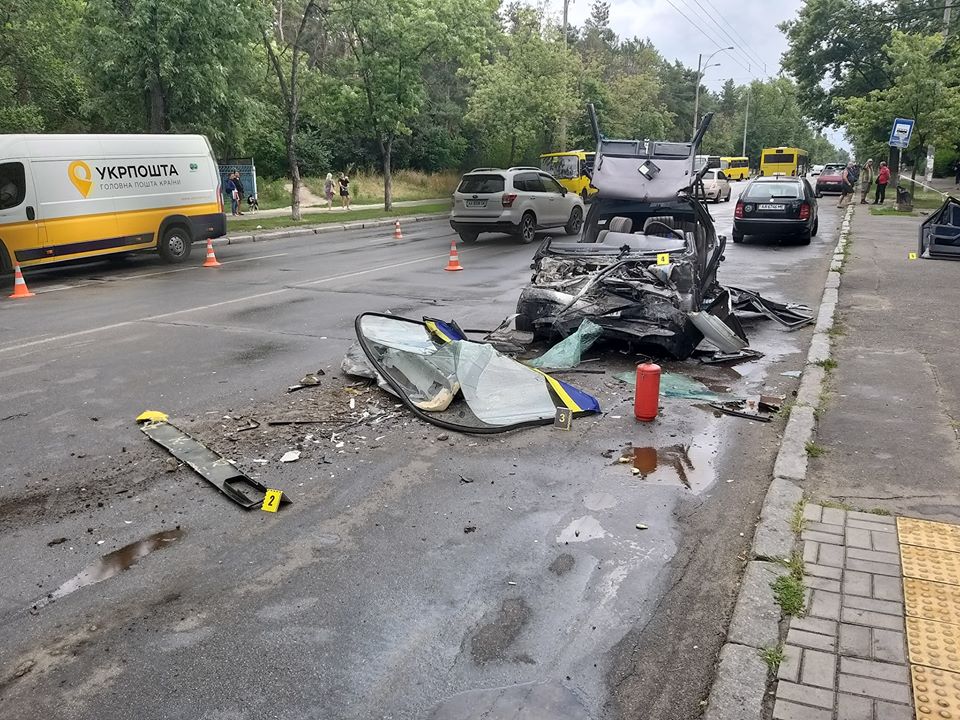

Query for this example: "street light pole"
[557,0,572,151]
[742,89,750,156]
[692,46,733,138]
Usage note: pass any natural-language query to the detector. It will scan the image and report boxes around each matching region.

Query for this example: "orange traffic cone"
[444,240,463,272]
[393,220,403,240]
[202,238,222,268]
[9,264,34,299]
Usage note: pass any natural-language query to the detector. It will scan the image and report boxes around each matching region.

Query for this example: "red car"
[815,164,846,196]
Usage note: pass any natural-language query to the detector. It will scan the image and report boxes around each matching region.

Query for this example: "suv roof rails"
[508,166,541,172]
[469,167,503,173]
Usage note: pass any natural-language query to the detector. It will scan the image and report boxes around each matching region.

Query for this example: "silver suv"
[449,167,585,244]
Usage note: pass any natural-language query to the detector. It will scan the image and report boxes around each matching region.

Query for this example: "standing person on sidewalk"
[232,172,245,215]
[323,173,335,210]
[859,159,874,204]
[954,160,960,187]
[226,173,239,216]
[338,173,351,210]
[838,162,857,208]
[874,161,891,204]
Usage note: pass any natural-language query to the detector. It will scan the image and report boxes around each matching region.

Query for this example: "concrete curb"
[704,204,855,720]
[214,211,450,246]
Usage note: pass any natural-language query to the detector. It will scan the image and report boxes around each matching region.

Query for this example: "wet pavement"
[0,198,842,719]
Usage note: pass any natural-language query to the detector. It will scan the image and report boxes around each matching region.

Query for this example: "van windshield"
[458,175,505,194]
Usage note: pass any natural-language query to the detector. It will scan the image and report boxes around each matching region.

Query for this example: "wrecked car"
[919,195,960,260]
[516,109,729,359]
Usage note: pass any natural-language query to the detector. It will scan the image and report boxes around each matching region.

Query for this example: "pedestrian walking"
[837,162,858,208]
[859,159,874,204]
[226,172,239,216]
[874,161,891,204]
[323,173,335,210]
[232,172,245,215]
[338,173,351,210]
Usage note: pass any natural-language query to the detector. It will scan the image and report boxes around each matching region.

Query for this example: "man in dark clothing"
[232,172,245,215]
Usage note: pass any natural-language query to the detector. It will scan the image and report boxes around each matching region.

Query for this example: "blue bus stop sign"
[888,118,915,148]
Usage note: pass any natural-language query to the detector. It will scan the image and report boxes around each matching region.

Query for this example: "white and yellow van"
[0,134,226,271]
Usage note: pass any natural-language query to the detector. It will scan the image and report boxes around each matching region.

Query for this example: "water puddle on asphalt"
[32,529,185,611]
[611,431,721,492]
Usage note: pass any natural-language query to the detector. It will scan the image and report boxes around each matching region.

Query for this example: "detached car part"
[920,196,960,260]
[352,313,600,434]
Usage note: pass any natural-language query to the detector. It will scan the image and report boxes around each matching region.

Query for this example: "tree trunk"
[287,113,301,221]
[509,133,517,167]
[148,72,166,132]
[380,135,393,211]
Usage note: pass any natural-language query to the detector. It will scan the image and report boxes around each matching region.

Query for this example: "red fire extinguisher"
[634,363,661,422]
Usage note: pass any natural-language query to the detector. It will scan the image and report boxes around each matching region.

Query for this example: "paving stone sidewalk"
[773,504,913,720]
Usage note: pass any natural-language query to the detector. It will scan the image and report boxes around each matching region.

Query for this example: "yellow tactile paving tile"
[902,544,960,587]
[900,517,960,554]
[907,616,960,674]
[912,665,960,719]
[906,578,960,627]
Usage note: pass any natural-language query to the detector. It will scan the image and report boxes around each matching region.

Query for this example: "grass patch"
[816,358,838,371]
[790,500,806,534]
[227,201,451,233]
[805,442,828,457]
[772,574,806,616]
[869,206,917,217]
[303,169,459,206]
[827,321,846,338]
[866,507,892,516]
[759,645,785,672]
[776,551,805,578]
[253,177,292,210]
[776,399,795,420]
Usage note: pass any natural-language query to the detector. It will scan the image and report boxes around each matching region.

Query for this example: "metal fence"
[217,157,258,199]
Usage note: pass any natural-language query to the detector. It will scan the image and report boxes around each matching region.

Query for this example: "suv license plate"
[759,203,785,211]
[465,200,487,208]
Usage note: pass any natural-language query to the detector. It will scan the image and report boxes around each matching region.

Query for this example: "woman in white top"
[323,173,335,210]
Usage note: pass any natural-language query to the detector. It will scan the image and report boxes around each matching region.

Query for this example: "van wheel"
[158,226,192,263]
[0,242,12,275]
[518,213,537,244]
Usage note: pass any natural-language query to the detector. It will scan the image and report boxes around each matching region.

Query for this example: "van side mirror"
[26,206,35,221]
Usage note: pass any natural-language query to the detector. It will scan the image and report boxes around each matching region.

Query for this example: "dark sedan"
[733,176,819,245]
[815,163,846,196]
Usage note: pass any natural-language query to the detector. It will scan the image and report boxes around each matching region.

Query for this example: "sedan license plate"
[465,199,487,208]
[759,203,785,211]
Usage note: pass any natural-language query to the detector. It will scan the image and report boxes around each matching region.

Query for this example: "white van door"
[0,160,40,266]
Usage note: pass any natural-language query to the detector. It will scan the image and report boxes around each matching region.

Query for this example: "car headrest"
[643,216,676,231]
[607,216,633,234]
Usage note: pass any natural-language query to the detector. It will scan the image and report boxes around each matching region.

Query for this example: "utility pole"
[926,0,952,181]
[692,53,703,139]
[557,0,571,151]
[741,90,750,157]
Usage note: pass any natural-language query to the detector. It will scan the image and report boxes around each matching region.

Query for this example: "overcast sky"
[551,0,804,88]
[541,0,851,147]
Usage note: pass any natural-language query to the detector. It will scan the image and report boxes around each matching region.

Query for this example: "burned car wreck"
[516,108,811,359]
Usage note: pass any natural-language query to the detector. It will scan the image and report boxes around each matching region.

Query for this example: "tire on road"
[158,225,193,264]
[732,230,744,243]
[564,206,584,235]
[458,231,479,244]
[518,212,537,244]
[811,218,819,237]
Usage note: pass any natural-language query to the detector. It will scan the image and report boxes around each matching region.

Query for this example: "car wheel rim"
[168,235,186,256]
[523,218,534,241]
[572,209,582,232]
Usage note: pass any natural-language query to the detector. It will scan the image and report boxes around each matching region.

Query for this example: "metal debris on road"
[287,371,325,393]
[279,450,301,463]
[137,413,292,510]
[708,398,774,422]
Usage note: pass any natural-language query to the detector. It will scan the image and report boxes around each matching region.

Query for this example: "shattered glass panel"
[355,314,600,433]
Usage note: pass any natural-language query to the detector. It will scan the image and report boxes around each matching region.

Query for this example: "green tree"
[84,0,263,142]
[334,0,496,209]
[841,31,960,178]
[0,0,88,132]
[465,11,582,166]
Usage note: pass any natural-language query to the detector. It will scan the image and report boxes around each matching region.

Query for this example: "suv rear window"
[458,174,505,194]
[745,182,801,201]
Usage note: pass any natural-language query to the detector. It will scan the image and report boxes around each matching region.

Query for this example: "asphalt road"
[0,195,842,720]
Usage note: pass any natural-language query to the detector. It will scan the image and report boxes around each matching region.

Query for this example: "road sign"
[889,118,915,148]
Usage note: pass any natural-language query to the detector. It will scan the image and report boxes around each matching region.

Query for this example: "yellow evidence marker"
[908,252,918,260]
[554,407,572,430]
[656,253,671,266]
[262,489,284,513]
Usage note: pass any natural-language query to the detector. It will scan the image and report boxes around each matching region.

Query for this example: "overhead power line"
[670,0,756,76]
[696,0,768,72]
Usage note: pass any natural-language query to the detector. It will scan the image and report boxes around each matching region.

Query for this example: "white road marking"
[0,251,451,354]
